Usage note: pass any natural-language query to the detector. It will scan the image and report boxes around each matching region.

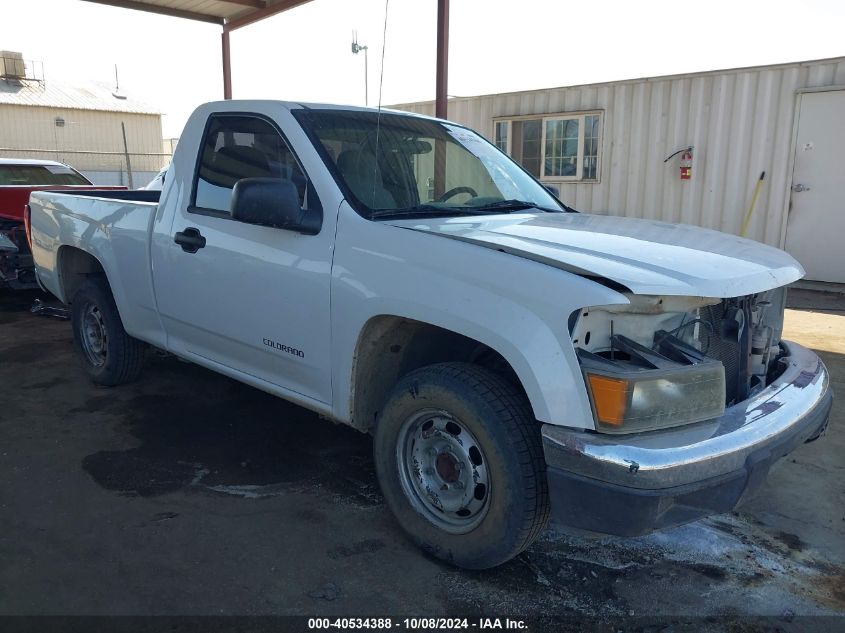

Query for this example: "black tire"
[373,362,550,569]
[70,276,145,386]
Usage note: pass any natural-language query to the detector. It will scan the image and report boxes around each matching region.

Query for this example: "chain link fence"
[0,147,172,187]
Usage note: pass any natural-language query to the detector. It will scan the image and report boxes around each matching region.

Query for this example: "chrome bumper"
[542,341,832,534]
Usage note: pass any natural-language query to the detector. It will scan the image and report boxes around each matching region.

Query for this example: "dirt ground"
[0,287,842,629]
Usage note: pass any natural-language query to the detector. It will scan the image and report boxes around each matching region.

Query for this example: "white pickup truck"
[28,100,831,569]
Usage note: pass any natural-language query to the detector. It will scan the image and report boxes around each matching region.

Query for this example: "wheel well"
[57,246,105,303]
[350,315,524,432]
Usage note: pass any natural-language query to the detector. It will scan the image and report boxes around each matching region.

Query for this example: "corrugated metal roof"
[79,0,315,29]
[0,78,161,115]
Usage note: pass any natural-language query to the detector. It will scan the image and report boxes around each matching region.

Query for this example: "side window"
[193,114,309,214]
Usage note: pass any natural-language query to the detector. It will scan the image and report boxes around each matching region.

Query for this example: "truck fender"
[330,207,630,430]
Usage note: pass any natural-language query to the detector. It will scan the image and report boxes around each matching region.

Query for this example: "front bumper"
[542,341,832,536]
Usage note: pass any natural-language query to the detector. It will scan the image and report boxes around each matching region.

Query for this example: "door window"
[192,114,309,214]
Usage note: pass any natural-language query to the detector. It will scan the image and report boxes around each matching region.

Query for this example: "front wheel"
[71,277,145,386]
[373,362,550,569]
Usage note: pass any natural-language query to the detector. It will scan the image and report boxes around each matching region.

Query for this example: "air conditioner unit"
[0,51,26,78]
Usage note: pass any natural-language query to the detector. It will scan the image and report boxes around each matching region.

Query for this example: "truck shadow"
[79,354,381,506]
[0,288,51,323]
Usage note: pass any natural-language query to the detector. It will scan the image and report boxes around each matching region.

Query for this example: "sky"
[2,0,844,138]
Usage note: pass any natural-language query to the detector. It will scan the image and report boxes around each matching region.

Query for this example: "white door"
[784,90,845,283]
[152,112,334,405]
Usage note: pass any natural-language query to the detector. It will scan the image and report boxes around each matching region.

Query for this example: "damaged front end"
[542,286,831,536]
[570,289,788,434]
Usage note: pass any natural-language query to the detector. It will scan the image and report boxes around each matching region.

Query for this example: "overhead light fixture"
[351,30,369,106]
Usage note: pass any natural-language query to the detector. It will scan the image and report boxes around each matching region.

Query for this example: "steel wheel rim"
[80,303,108,367]
[396,408,491,534]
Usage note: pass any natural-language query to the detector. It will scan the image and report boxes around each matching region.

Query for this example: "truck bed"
[28,190,163,345]
[49,189,162,203]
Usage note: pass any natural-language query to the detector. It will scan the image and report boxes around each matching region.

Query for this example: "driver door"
[152,112,333,405]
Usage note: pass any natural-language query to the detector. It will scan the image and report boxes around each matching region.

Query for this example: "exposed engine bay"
[571,288,788,433]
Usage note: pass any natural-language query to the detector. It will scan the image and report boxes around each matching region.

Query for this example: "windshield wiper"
[370,200,555,220]
[466,199,559,213]
[370,205,519,220]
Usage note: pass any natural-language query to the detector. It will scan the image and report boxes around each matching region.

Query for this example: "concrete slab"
[0,288,842,625]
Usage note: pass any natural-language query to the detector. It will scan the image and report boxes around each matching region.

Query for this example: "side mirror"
[543,184,560,198]
[231,177,321,235]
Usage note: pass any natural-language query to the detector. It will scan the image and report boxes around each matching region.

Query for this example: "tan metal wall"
[0,104,168,184]
[394,57,845,248]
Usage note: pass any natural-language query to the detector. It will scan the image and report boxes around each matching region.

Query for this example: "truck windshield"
[0,164,91,186]
[293,109,562,219]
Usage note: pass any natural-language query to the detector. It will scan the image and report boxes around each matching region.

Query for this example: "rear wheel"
[71,277,145,386]
[373,362,550,569]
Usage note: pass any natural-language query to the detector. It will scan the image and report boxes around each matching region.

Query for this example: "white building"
[0,51,169,187]
[395,57,845,284]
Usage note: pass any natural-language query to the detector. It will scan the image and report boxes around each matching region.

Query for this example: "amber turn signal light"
[586,374,629,426]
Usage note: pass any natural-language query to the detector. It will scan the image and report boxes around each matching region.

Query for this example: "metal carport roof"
[78,0,451,117]
[80,0,315,29]
[79,0,316,100]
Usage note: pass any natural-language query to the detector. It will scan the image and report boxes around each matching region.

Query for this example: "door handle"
[174,227,206,253]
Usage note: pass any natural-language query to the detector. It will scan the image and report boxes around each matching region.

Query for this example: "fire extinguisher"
[664,146,694,180]
[680,149,692,180]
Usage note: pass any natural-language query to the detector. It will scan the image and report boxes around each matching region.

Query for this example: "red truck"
[0,158,125,289]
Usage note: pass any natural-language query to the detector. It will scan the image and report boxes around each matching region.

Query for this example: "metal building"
[394,57,845,284]
[0,51,169,186]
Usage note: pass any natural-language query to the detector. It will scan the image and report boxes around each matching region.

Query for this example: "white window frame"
[493,120,511,154]
[492,111,603,183]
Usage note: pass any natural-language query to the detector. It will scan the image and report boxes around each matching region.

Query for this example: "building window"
[544,118,579,177]
[494,120,509,153]
[494,112,602,182]
[583,114,600,180]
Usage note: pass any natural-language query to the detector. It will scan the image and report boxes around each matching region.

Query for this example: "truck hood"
[385,212,803,297]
